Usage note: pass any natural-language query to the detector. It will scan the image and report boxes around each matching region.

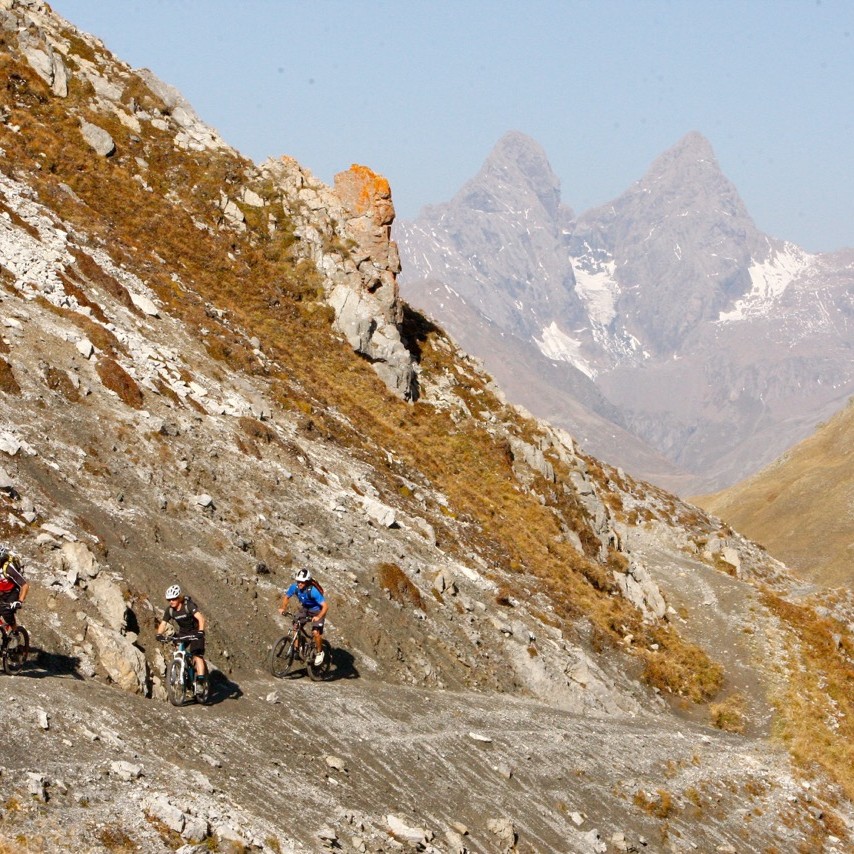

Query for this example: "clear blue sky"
[50,1,854,253]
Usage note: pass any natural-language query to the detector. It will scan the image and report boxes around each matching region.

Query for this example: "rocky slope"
[1,2,854,852]
[396,133,854,494]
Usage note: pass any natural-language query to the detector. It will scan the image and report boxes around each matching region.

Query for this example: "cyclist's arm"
[194,610,206,632]
[312,597,329,621]
[156,609,171,635]
[17,581,28,604]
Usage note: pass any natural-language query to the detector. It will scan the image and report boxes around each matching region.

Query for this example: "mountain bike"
[270,611,331,681]
[159,635,208,705]
[0,610,29,675]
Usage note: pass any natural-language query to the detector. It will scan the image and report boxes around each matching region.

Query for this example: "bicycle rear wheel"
[167,659,187,706]
[3,626,29,675]
[270,635,296,678]
[307,640,332,682]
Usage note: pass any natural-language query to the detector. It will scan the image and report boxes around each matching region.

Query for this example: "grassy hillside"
[695,397,854,587]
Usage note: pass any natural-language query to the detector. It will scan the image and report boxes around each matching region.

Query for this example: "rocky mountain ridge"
[396,132,854,494]
[1,2,854,852]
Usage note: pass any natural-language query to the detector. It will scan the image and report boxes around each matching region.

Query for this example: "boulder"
[18,30,68,96]
[613,559,667,621]
[130,292,160,317]
[144,795,184,834]
[59,541,99,579]
[387,814,429,846]
[486,817,517,849]
[88,575,129,632]
[86,620,148,694]
[79,120,116,157]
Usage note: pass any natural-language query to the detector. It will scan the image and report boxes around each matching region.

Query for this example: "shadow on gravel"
[326,647,359,681]
[24,648,84,679]
[206,670,243,705]
[272,647,359,682]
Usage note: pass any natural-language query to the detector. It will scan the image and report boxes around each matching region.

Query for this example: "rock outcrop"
[262,156,418,400]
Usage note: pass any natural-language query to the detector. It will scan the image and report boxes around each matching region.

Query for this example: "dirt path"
[1,656,842,854]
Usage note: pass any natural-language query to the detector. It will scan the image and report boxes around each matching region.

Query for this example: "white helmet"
[294,568,312,583]
[165,584,182,600]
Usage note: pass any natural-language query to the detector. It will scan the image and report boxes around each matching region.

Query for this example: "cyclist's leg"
[188,636,207,678]
[311,613,326,650]
[0,603,15,631]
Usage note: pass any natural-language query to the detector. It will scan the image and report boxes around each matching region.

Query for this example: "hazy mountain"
[695,397,854,588]
[397,132,854,494]
[3,3,854,851]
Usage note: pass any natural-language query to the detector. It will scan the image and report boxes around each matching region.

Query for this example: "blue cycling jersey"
[286,582,325,613]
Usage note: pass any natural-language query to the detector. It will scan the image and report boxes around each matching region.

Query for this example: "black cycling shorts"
[296,606,324,633]
[178,634,205,657]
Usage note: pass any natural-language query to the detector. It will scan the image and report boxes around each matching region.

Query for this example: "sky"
[49,1,854,253]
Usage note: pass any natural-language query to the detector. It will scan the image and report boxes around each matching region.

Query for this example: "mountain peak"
[641,131,731,193]
[458,130,565,220]
[487,129,551,166]
[671,130,717,160]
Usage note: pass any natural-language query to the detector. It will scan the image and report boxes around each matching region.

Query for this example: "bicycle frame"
[172,640,194,683]
[290,617,314,661]
[161,635,206,705]
[269,611,331,681]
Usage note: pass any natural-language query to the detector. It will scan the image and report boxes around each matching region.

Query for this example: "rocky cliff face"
[397,132,854,494]
[1,3,854,853]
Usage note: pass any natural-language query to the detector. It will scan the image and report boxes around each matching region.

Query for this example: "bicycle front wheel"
[167,659,187,706]
[269,635,296,678]
[3,626,29,675]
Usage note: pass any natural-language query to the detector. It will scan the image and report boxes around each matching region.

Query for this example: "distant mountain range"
[395,131,854,494]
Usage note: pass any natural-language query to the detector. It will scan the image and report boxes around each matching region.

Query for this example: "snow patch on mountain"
[572,259,619,327]
[717,244,812,322]
[535,322,595,378]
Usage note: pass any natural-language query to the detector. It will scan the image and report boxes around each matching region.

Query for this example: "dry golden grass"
[95,357,144,409]
[0,357,20,394]
[69,247,135,311]
[695,398,854,587]
[710,693,747,733]
[633,788,677,819]
[764,592,854,805]
[377,562,424,608]
[43,365,81,402]
[96,825,140,853]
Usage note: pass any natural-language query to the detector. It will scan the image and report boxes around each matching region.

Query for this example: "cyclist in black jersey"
[156,584,208,692]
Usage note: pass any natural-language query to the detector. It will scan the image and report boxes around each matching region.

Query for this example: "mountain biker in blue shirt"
[277,568,328,666]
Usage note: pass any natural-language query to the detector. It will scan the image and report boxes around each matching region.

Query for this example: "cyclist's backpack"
[307,579,324,596]
[0,551,18,593]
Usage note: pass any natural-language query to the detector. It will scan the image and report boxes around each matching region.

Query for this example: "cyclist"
[156,584,208,694]
[0,545,28,630]
[278,568,328,665]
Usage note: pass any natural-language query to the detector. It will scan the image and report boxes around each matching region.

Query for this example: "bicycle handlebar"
[158,634,201,644]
